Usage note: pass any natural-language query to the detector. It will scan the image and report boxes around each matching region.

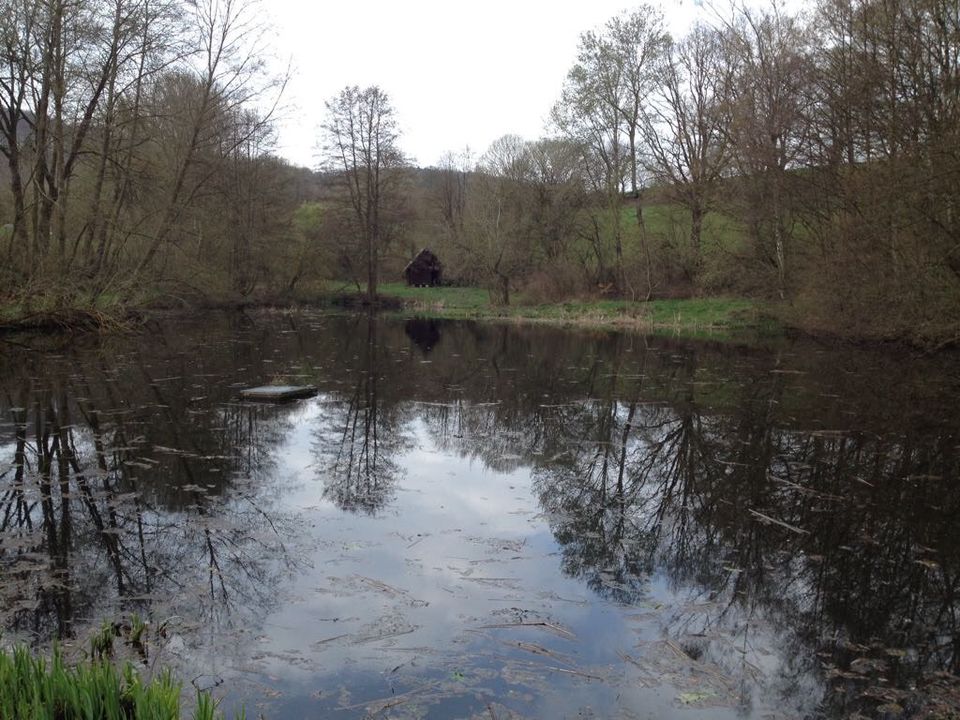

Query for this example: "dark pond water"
[1,312,959,719]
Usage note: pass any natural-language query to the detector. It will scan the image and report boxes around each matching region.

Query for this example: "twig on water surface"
[352,626,417,644]
[475,621,576,640]
[664,639,737,687]
[617,650,644,669]
[337,680,442,711]
[665,638,691,660]
[492,653,608,682]
[748,509,809,535]
[312,634,349,647]
[515,641,575,666]
[543,665,605,681]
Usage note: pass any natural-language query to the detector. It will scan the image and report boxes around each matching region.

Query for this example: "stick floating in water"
[239,385,318,402]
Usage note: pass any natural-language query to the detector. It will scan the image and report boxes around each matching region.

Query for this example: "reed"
[0,644,243,720]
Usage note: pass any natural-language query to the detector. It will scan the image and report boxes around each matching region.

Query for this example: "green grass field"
[325,281,774,341]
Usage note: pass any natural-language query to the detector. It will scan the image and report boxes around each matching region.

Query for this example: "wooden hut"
[403,248,442,287]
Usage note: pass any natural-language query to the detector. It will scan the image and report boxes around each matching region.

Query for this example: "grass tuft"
[0,644,239,720]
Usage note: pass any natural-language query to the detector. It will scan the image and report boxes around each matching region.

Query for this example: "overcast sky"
[266,0,708,169]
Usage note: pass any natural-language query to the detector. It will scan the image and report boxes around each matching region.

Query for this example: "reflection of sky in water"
[1,316,957,719]
[217,406,811,719]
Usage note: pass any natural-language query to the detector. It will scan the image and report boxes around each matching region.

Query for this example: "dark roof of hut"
[403,248,440,273]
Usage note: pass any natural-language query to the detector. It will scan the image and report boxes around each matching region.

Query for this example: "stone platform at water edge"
[239,385,318,402]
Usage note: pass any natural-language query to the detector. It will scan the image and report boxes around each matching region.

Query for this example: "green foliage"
[89,623,116,660]
[292,202,325,236]
[128,617,148,651]
[0,645,238,720]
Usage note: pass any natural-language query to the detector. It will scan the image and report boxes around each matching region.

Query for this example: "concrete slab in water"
[239,385,318,402]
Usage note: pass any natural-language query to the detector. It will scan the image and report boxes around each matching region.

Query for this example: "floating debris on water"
[239,385,318,402]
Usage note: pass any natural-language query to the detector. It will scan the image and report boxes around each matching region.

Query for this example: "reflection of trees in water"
[0,313,957,716]
[529,348,718,605]
[372,320,959,715]
[530,341,648,605]
[418,325,633,473]
[0,363,298,649]
[526,350,960,716]
[535,398,651,605]
[768,427,960,716]
[313,317,406,514]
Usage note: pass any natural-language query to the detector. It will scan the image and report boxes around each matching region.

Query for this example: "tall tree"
[552,28,629,295]
[0,0,285,306]
[320,85,404,304]
[644,24,734,275]
[133,0,280,281]
[0,0,142,277]
[462,134,534,305]
[724,4,813,299]
[552,4,667,298]
[605,6,669,205]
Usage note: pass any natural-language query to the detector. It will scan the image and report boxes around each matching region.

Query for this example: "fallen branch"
[475,621,576,640]
[748,509,809,535]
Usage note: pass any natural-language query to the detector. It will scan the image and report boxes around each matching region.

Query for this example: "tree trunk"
[367,228,378,304]
[690,201,704,279]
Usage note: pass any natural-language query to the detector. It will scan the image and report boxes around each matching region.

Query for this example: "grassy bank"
[0,288,140,333]
[0,280,772,344]
[0,644,239,720]
[0,281,771,342]
[325,282,775,341]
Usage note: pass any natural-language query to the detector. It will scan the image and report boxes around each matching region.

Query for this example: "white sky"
[266,0,706,169]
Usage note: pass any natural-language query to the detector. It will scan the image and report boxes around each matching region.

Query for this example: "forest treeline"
[0,0,957,345]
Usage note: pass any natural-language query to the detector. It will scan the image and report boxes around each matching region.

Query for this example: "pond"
[0,312,958,719]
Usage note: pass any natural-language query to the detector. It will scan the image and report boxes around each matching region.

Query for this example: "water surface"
[1,313,958,719]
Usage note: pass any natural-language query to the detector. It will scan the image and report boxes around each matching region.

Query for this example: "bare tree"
[320,85,405,304]
[552,5,667,299]
[0,0,146,278]
[797,0,960,340]
[724,3,813,299]
[644,24,735,275]
[83,0,186,283]
[436,147,470,236]
[133,0,281,281]
[217,111,293,296]
[605,6,669,207]
[0,0,286,311]
[553,26,628,295]
[461,134,535,305]
[0,0,39,265]
[524,137,587,265]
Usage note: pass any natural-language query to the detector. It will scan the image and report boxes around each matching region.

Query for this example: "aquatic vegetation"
[0,645,243,720]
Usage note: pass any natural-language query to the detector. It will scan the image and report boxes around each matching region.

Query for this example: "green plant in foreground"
[0,645,241,720]
[130,618,146,646]
[90,622,116,660]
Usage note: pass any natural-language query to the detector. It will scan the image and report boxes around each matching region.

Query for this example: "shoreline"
[0,290,954,354]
